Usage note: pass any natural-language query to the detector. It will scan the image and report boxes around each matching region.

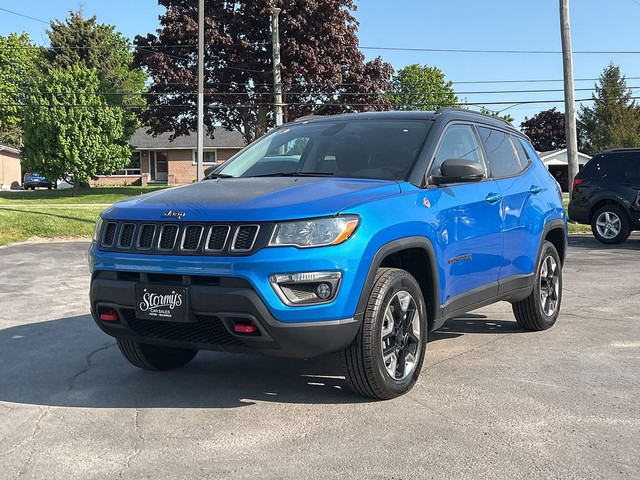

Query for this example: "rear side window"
[625,161,640,179]
[578,154,623,179]
[477,127,523,178]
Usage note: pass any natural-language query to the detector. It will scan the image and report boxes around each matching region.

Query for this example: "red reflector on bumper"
[234,323,258,334]
[100,309,119,322]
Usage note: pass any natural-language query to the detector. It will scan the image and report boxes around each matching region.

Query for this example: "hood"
[102,177,401,222]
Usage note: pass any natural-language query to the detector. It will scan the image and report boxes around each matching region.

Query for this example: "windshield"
[217,119,430,181]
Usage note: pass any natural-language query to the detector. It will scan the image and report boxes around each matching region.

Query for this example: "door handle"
[485,193,502,204]
[530,185,543,194]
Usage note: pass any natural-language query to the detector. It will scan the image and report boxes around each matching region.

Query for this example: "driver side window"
[431,124,485,176]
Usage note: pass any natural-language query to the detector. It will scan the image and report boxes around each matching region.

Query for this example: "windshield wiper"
[205,172,235,179]
[250,171,335,178]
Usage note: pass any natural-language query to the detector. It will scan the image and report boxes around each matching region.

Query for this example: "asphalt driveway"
[0,235,638,479]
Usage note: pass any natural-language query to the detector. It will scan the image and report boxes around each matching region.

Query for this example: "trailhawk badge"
[135,284,189,322]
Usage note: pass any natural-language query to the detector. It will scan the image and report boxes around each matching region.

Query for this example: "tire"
[512,241,562,331]
[341,268,427,400]
[116,338,198,371]
[591,205,631,244]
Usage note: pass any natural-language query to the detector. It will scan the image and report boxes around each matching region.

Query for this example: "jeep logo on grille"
[163,210,186,219]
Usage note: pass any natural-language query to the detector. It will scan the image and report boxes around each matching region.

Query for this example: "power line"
[0,7,48,24]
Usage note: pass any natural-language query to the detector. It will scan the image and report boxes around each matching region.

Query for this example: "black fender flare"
[354,236,440,330]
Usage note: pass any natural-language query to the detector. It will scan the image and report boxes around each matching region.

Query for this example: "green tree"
[45,11,146,137]
[578,63,640,153]
[0,33,43,147]
[22,66,131,196]
[388,64,457,111]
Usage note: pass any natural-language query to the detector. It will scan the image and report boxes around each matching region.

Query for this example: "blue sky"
[2,0,639,128]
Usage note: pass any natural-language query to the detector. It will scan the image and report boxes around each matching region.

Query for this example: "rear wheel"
[512,241,562,331]
[116,339,198,370]
[341,268,427,400]
[591,205,630,244]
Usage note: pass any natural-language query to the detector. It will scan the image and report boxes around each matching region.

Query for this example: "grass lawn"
[0,186,590,247]
[0,186,170,246]
[0,186,169,205]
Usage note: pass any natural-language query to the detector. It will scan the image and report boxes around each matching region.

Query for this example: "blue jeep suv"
[89,109,567,399]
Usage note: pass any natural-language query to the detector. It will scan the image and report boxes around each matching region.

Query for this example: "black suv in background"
[568,148,640,244]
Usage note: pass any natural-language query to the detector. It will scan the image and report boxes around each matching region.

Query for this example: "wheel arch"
[587,197,630,224]
[543,220,568,266]
[355,237,439,332]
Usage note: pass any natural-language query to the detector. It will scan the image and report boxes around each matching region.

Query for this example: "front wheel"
[512,241,562,331]
[341,268,427,400]
[116,339,198,370]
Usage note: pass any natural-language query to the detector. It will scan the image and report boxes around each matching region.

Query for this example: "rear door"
[476,127,541,282]
[428,123,504,308]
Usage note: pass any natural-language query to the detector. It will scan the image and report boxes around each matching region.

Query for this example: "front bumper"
[90,273,360,358]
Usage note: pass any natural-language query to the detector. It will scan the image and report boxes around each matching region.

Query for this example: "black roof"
[293,108,518,133]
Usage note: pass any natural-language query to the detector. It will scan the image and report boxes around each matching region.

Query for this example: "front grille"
[97,221,270,256]
[182,226,203,251]
[206,225,230,251]
[159,224,179,250]
[138,224,156,249]
[102,222,117,246]
[119,223,136,248]
[232,225,259,251]
[121,309,243,347]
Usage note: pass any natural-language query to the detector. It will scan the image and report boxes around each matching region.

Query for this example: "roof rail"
[434,107,512,126]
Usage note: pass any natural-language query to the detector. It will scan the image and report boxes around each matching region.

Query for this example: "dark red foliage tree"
[135,0,393,143]
[520,107,566,152]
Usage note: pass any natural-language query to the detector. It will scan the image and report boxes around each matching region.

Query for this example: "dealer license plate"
[135,284,189,322]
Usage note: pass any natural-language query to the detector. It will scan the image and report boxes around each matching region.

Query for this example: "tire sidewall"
[533,242,562,327]
[367,270,427,397]
[591,205,630,244]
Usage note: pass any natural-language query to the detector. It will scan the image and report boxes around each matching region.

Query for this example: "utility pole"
[560,0,579,199]
[196,0,204,181]
[271,3,283,126]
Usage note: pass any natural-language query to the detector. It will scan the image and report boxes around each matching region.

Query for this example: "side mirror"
[430,158,485,185]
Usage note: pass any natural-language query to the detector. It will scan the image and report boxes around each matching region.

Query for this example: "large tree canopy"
[22,66,131,195]
[135,0,393,143]
[46,11,146,137]
[0,33,43,147]
[387,64,457,111]
[520,108,566,152]
[579,63,640,154]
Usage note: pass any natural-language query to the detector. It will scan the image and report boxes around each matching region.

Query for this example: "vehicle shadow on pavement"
[0,314,370,409]
[429,314,522,342]
[568,233,640,251]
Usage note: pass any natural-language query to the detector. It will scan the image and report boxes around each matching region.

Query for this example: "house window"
[115,152,141,175]
[192,150,217,164]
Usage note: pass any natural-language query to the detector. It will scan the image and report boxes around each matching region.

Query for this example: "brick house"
[0,144,21,190]
[92,127,247,186]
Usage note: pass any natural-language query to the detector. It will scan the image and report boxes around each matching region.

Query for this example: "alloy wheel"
[380,290,421,380]
[539,255,560,317]
[595,211,621,240]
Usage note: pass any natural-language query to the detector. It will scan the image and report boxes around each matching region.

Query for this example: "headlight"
[268,215,359,248]
[92,216,104,243]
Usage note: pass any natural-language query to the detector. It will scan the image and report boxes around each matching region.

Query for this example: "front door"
[154,151,168,181]
[428,123,504,308]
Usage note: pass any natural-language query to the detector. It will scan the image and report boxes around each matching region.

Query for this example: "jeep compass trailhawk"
[89,109,567,399]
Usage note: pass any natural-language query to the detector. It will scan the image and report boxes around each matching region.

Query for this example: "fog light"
[269,271,342,306]
[316,283,332,300]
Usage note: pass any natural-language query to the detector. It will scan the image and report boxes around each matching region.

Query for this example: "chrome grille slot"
[118,223,136,248]
[137,224,156,249]
[232,225,259,252]
[206,225,230,251]
[158,224,179,250]
[102,222,117,246]
[181,225,203,251]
